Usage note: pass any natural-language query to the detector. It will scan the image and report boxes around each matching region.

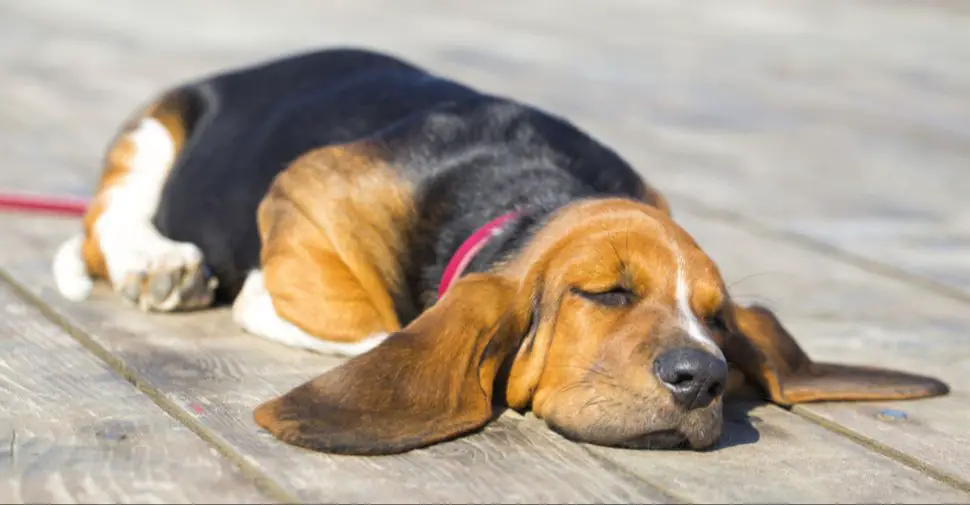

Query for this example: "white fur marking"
[52,233,93,301]
[96,117,182,285]
[232,270,388,357]
[89,117,215,311]
[674,257,723,358]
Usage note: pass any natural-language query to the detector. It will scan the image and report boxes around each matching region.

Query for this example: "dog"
[51,48,948,456]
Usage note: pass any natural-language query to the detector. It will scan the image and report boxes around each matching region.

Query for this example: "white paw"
[105,233,217,312]
[52,234,94,302]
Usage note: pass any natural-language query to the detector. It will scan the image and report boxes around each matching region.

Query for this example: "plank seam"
[791,406,970,494]
[0,269,298,505]
[575,445,691,504]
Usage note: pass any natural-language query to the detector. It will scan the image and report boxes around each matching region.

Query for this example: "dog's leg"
[52,92,217,311]
[233,144,413,355]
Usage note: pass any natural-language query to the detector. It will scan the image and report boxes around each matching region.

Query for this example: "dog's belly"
[151,49,481,300]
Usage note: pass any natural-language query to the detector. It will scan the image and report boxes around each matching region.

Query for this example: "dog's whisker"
[726,270,783,290]
[729,293,779,307]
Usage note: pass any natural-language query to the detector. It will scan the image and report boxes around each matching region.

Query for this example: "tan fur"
[497,199,727,446]
[253,273,523,455]
[255,197,947,455]
[258,143,415,343]
[725,305,948,405]
[257,199,732,453]
[639,181,672,216]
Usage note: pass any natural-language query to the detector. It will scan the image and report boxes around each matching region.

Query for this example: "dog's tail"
[52,233,94,301]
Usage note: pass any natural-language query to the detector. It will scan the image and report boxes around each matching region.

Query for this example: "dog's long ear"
[723,304,949,406]
[253,273,528,455]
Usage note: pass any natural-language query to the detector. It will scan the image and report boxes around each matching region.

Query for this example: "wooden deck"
[2,0,969,502]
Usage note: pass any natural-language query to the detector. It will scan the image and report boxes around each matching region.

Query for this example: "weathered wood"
[2,0,970,501]
[581,402,969,504]
[795,398,970,491]
[0,216,675,504]
[3,210,968,503]
[0,282,272,504]
[674,210,970,490]
[789,312,970,489]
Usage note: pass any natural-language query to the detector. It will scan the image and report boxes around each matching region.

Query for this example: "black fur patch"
[151,48,649,311]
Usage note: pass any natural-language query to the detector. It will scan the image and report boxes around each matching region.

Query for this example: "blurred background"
[2,0,969,295]
[3,3,970,502]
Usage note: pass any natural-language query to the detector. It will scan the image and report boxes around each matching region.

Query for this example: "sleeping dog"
[52,48,948,455]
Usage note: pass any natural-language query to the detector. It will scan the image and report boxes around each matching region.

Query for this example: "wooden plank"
[0,217,672,504]
[0,282,272,504]
[2,0,970,501]
[794,399,970,490]
[4,211,970,504]
[788,313,970,489]
[582,402,968,504]
[671,210,970,490]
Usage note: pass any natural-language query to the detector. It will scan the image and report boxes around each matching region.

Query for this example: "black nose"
[654,348,728,410]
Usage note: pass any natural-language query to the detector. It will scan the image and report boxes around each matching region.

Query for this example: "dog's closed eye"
[704,309,730,333]
[573,286,636,307]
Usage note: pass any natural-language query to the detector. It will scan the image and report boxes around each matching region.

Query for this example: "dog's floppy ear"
[723,304,949,406]
[253,273,527,455]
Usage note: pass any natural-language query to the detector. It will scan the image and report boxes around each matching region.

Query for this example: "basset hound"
[52,48,948,456]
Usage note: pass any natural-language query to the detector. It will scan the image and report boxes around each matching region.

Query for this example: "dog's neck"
[438,211,520,298]
[406,167,589,311]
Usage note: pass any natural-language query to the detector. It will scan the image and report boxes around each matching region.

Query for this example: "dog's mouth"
[614,429,689,450]
[542,397,723,451]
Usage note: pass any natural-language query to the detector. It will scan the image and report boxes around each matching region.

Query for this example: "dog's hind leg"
[232,143,414,356]
[52,90,217,312]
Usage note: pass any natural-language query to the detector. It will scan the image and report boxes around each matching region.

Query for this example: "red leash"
[0,193,89,217]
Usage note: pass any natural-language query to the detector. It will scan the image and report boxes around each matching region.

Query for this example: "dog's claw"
[118,273,144,305]
[149,272,175,302]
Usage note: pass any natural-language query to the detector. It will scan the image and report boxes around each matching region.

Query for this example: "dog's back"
[148,48,649,299]
[153,49,486,297]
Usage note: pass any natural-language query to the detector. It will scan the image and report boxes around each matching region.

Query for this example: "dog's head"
[254,198,948,455]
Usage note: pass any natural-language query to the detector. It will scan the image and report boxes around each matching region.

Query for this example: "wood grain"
[3,211,968,503]
[0,216,674,504]
[2,0,970,501]
[0,283,271,504]
[670,210,970,490]
[581,402,969,504]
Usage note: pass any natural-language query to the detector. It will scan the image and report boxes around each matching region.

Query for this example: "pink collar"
[438,211,518,298]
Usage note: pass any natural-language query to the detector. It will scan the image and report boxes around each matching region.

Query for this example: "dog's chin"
[547,421,722,451]
[547,422,707,451]
[611,424,722,451]
[542,399,724,451]
[614,429,688,450]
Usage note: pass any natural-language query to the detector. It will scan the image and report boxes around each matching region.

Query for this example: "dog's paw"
[108,237,218,312]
